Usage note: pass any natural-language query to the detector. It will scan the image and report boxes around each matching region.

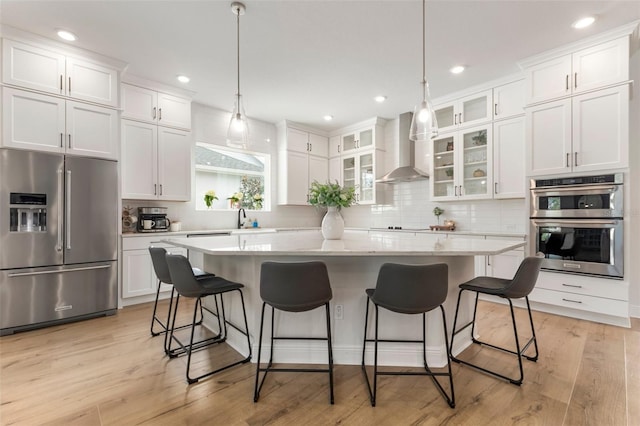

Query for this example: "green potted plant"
[204,190,218,209]
[433,206,444,225]
[308,181,356,239]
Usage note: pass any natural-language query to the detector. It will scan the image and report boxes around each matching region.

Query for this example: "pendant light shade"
[227,2,250,148]
[409,0,438,141]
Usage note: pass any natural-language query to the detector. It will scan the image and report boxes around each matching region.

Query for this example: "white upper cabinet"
[341,125,382,153]
[492,80,525,119]
[121,120,191,201]
[2,39,119,107]
[329,135,341,158]
[434,90,492,132]
[277,122,329,205]
[524,36,629,104]
[2,87,118,159]
[121,83,191,130]
[493,117,525,199]
[526,85,629,176]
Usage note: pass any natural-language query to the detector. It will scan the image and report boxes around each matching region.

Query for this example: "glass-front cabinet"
[434,90,492,133]
[432,124,493,201]
[342,150,376,204]
[342,127,374,153]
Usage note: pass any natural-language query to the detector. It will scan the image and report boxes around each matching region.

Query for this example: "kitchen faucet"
[237,208,246,229]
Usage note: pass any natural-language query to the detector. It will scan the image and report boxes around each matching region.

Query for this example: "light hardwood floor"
[1,299,638,425]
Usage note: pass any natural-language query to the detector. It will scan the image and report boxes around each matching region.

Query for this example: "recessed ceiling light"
[572,16,595,29]
[323,115,333,121]
[177,75,190,83]
[374,95,387,103]
[57,30,77,41]
[450,65,465,74]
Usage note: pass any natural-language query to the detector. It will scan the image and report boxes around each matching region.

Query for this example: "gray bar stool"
[165,253,252,384]
[148,247,213,354]
[254,261,334,404]
[449,255,543,385]
[361,263,455,408]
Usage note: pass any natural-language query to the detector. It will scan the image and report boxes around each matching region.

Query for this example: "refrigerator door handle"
[57,168,64,251]
[66,169,72,250]
[7,264,112,278]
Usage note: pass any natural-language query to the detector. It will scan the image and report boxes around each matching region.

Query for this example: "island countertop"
[163,229,525,256]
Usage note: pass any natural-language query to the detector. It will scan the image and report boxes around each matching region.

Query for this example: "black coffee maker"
[137,207,170,232]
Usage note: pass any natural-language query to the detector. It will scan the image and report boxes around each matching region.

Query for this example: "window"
[195,142,270,211]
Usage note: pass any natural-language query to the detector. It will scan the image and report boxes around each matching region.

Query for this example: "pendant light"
[409,0,438,141]
[227,2,250,148]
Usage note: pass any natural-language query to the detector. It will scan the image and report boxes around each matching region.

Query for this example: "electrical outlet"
[335,304,344,320]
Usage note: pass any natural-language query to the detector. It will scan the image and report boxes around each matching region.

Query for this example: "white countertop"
[163,229,525,257]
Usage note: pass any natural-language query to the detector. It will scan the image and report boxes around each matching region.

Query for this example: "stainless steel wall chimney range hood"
[376,111,429,184]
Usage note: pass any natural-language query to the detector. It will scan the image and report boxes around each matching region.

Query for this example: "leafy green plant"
[308,181,356,210]
[204,190,218,208]
[433,206,444,224]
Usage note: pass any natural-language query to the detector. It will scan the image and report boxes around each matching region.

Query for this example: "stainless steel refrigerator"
[0,149,118,335]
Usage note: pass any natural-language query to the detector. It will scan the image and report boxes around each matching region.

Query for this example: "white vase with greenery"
[308,181,356,240]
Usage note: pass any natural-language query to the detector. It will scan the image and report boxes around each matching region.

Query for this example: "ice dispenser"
[9,193,47,232]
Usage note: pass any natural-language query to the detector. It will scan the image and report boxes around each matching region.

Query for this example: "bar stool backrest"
[260,261,332,312]
[149,247,172,284]
[166,254,205,298]
[501,256,544,299]
[372,263,448,314]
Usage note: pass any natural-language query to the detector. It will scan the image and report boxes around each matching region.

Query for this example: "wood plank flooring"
[1,300,638,425]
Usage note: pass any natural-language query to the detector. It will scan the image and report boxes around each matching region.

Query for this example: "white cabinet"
[431,125,492,200]
[493,80,525,119]
[2,39,119,107]
[524,37,629,105]
[2,87,118,159]
[341,149,381,204]
[341,126,381,153]
[328,135,342,182]
[329,135,341,158]
[527,85,629,176]
[122,236,187,300]
[277,123,328,205]
[493,117,525,199]
[121,83,191,130]
[434,90,492,132]
[121,120,191,201]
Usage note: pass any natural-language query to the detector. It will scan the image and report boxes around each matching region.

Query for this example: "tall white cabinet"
[521,29,632,177]
[277,122,329,205]
[120,81,192,201]
[1,37,122,160]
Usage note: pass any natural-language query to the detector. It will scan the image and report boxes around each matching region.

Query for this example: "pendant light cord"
[421,0,426,100]
[236,5,241,98]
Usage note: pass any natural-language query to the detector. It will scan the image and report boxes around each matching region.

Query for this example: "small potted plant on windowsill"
[204,190,218,209]
[227,192,243,209]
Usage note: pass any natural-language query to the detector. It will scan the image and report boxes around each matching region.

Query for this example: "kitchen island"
[164,230,525,367]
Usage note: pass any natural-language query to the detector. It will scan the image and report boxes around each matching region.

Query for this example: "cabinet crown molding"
[518,20,639,70]
[329,116,387,137]
[122,75,195,99]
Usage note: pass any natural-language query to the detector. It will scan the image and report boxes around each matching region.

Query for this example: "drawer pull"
[562,283,582,288]
[562,298,582,304]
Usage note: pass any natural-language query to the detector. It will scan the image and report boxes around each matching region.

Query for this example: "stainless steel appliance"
[1,149,118,335]
[529,173,623,278]
[137,207,170,232]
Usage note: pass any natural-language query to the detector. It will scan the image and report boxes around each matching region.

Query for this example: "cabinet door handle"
[459,113,463,123]
[565,75,569,91]
[60,133,64,148]
[459,185,463,196]
[494,182,498,194]
[68,134,72,149]
[159,184,163,196]
[68,77,71,93]
[153,107,157,119]
[154,184,157,195]
[566,153,570,168]
[487,256,491,267]
[158,108,162,121]
[574,152,578,166]
[338,145,341,153]
[494,103,498,116]
[60,75,63,91]
[454,114,457,125]
[562,283,583,289]
[454,185,458,196]
[309,143,312,152]
[574,72,578,88]
[562,298,582,304]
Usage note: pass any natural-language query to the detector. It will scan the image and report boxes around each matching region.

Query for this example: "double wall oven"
[530,174,623,279]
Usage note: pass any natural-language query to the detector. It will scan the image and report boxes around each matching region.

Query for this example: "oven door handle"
[531,184,619,194]
[531,218,620,226]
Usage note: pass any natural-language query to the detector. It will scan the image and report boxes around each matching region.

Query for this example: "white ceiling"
[1,1,639,132]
